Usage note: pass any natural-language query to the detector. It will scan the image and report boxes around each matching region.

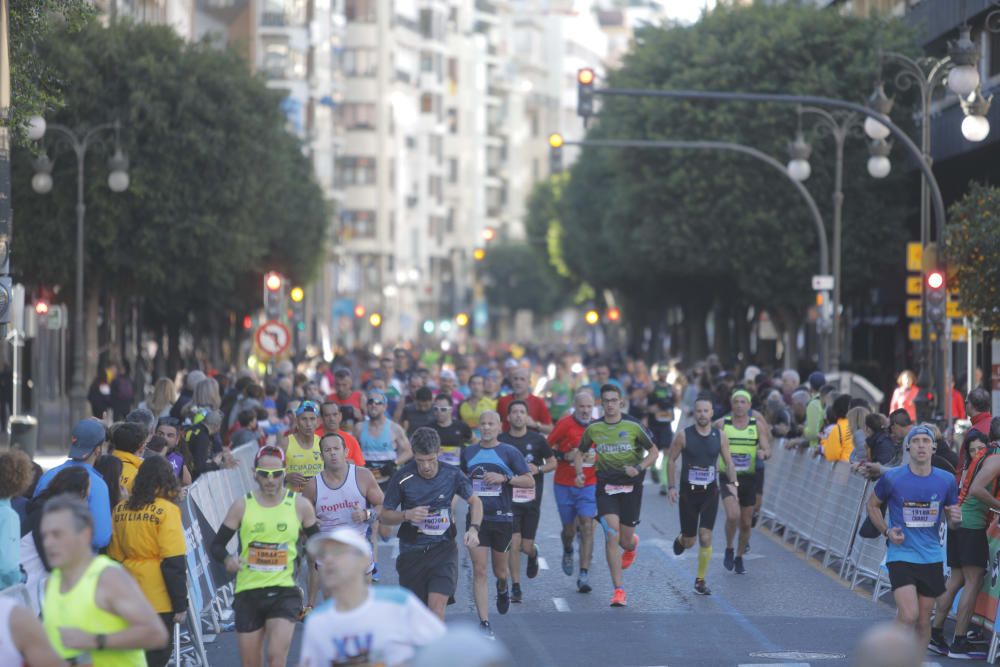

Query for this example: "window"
[447,58,458,84]
[447,108,458,134]
[429,135,442,161]
[336,157,377,186]
[345,0,375,23]
[419,8,434,39]
[340,210,377,239]
[445,208,455,234]
[337,103,377,130]
[341,48,377,77]
[428,175,443,202]
[420,51,434,73]
[420,93,433,114]
[448,158,458,183]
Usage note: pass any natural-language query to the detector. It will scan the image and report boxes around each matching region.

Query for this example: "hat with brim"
[306,527,373,560]
[68,419,107,460]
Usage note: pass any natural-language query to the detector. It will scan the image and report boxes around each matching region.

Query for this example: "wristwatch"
[470,523,481,532]
[96,634,107,651]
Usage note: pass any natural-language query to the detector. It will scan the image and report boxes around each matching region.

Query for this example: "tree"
[945,182,1000,330]
[479,240,574,317]
[556,3,915,363]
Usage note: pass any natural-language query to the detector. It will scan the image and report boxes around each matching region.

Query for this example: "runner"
[499,400,556,603]
[299,528,446,666]
[40,494,169,666]
[717,389,771,574]
[543,357,575,422]
[380,427,484,620]
[279,400,325,493]
[549,390,597,593]
[459,374,497,435]
[302,433,384,612]
[576,384,658,607]
[355,389,413,490]
[497,368,554,434]
[865,424,960,652]
[0,596,64,667]
[318,401,366,466]
[647,389,675,496]
[211,446,319,667]
[461,411,533,636]
[431,394,474,467]
[666,395,738,595]
[327,368,366,421]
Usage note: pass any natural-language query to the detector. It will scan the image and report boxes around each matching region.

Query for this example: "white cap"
[440,369,457,381]
[504,359,518,369]
[743,365,761,383]
[306,528,373,560]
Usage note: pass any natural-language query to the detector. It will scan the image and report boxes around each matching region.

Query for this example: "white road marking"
[552,597,570,612]
[739,664,811,667]
[537,557,549,570]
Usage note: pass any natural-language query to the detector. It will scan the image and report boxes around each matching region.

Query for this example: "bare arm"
[360,467,385,509]
[508,472,535,489]
[753,411,772,459]
[667,429,685,489]
[866,492,889,536]
[302,476,317,505]
[296,495,319,530]
[12,605,67,667]
[82,568,169,652]
[392,424,412,464]
[538,455,557,474]
[719,431,738,485]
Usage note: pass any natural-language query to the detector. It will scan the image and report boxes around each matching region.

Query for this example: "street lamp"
[28,117,129,425]
[786,132,811,182]
[866,139,892,179]
[960,86,992,143]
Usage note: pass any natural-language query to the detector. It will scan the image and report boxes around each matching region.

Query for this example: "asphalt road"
[203,477,975,667]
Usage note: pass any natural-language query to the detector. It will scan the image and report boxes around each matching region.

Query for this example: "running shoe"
[659,487,668,496]
[734,556,746,575]
[949,637,986,660]
[743,542,751,555]
[723,548,735,571]
[527,546,540,579]
[966,629,989,646]
[577,571,592,593]
[621,534,640,570]
[561,549,574,576]
[927,632,950,657]
[371,563,380,583]
[672,535,684,556]
[610,588,627,607]
[511,583,523,604]
[480,620,496,640]
[496,580,510,615]
[694,579,711,596]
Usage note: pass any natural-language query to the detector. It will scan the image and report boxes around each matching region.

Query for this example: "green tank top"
[719,416,759,475]
[43,555,146,667]
[236,490,301,593]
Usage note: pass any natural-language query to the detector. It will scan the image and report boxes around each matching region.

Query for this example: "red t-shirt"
[327,391,365,419]
[548,414,595,487]
[313,427,366,466]
[498,394,552,432]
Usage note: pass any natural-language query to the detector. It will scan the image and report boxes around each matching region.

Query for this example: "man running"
[866,425,960,653]
[279,400,325,492]
[431,394,474,467]
[549,390,597,592]
[499,400,556,603]
[576,384,658,607]
[667,395,738,595]
[211,446,320,667]
[460,374,497,436]
[319,401,366,466]
[40,494,169,666]
[300,528,446,666]
[303,433,383,611]
[717,389,771,574]
[381,427,484,620]
[461,411,533,637]
[357,390,412,490]
[498,368,554,434]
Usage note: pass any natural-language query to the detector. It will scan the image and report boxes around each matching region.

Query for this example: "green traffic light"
[296,321,305,331]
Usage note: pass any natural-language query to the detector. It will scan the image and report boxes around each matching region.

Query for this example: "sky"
[664,0,716,24]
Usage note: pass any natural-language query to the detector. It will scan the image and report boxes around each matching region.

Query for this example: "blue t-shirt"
[382,462,472,554]
[34,460,113,550]
[874,465,958,565]
[461,443,529,523]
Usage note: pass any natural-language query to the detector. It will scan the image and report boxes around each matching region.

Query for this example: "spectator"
[108,457,187,667]
[888,409,913,462]
[957,387,992,481]
[846,405,871,462]
[155,417,193,486]
[780,369,800,405]
[109,360,136,421]
[227,382,264,431]
[230,409,260,448]
[0,450,33,587]
[890,370,918,421]
[12,462,43,525]
[821,394,853,462]
[803,372,826,451]
[126,407,157,439]
[112,421,149,494]
[187,409,231,480]
[925,423,957,474]
[33,419,113,550]
[140,378,176,419]
[169,369,206,420]
[864,413,896,465]
[95,454,126,510]
[87,367,113,420]
[186,377,221,416]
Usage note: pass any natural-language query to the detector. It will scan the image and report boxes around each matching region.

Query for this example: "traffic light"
[354,304,366,319]
[242,315,253,330]
[577,68,595,119]
[607,306,621,322]
[549,133,563,174]
[289,286,305,331]
[473,247,486,262]
[369,312,382,328]
[455,312,470,327]
[926,269,946,327]
[584,309,600,325]
[482,227,496,242]
[263,271,284,320]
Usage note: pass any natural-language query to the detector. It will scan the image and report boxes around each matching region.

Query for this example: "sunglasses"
[255,467,286,479]
[367,399,385,406]
[433,406,451,412]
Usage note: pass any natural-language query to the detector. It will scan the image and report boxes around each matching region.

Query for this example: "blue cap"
[808,372,826,390]
[905,424,936,447]
[68,419,107,459]
[295,400,320,415]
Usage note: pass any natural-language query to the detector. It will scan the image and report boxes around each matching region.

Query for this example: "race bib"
[417,509,451,536]
[513,486,536,503]
[438,446,461,466]
[246,541,289,572]
[902,500,939,528]
[732,453,752,472]
[473,477,502,497]
[605,484,633,495]
[687,465,716,486]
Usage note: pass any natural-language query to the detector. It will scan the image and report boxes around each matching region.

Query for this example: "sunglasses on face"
[367,399,385,406]
[255,468,286,479]
[433,406,451,412]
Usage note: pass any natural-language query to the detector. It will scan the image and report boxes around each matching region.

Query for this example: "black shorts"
[947,527,989,569]
[755,464,765,494]
[512,504,541,540]
[720,473,758,508]
[679,485,720,537]
[397,541,458,602]
[472,520,512,552]
[887,561,946,598]
[233,586,302,633]
[596,481,643,527]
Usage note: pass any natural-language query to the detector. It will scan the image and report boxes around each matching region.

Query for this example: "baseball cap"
[504,359,518,369]
[440,369,457,381]
[254,445,286,467]
[807,371,826,390]
[68,419,107,460]
[743,365,761,383]
[306,527,373,560]
[295,400,319,415]
[905,424,936,447]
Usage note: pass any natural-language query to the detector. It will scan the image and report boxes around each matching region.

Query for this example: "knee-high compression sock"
[697,546,712,580]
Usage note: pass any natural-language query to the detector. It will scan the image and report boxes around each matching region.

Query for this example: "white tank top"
[0,597,22,666]
[315,465,367,536]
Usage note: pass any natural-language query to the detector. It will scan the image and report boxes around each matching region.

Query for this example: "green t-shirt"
[579,417,656,484]
[546,380,574,420]
[961,493,991,529]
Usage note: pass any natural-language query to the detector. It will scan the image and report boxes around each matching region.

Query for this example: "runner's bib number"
[732,453,752,473]
[417,509,451,536]
[687,466,716,486]
[605,484,633,495]
[513,486,536,503]
[902,500,939,528]
[473,478,502,497]
[246,541,289,572]
[438,446,461,466]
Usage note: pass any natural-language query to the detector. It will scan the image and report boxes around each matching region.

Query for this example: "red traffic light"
[354,305,366,319]
[35,301,49,315]
[607,306,621,322]
[265,272,282,291]
[242,315,253,330]
[926,271,945,290]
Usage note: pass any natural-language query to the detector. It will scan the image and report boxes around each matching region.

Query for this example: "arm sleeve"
[210,525,237,564]
[873,475,891,503]
[89,476,113,549]
[508,448,530,476]
[577,427,592,453]
[160,555,188,613]
[382,479,402,511]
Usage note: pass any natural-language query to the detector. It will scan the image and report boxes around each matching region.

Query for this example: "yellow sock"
[697,546,712,579]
